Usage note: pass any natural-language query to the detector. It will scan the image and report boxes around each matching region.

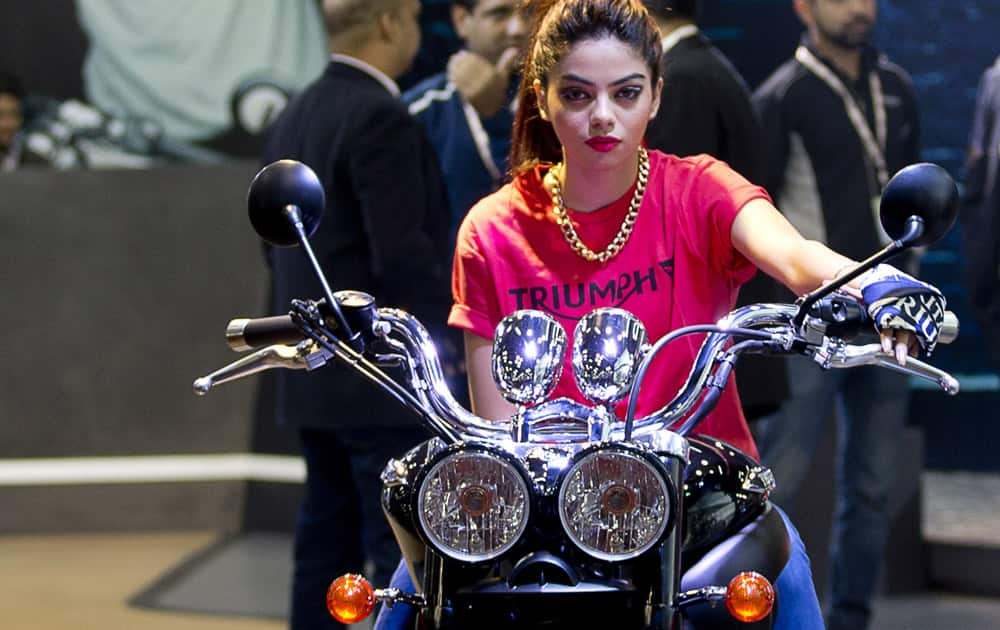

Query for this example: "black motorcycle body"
[378,434,782,629]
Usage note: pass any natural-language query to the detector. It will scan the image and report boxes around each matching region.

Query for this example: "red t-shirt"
[449,150,769,459]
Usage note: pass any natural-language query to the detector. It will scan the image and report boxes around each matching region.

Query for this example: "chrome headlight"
[558,448,673,561]
[491,309,567,405]
[416,447,531,563]
[571,307,648,405]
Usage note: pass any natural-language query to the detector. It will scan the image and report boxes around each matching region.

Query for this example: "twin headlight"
[417,448,530,563]
[559,448,673,561]
[416,445,674,563]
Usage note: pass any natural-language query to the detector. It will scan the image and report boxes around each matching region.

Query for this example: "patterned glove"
[859,264,947,354]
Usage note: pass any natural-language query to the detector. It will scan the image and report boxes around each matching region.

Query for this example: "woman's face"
[534,36,661,173]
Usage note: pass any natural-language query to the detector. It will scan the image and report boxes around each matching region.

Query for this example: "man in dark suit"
[643,0,787,421]
[260,0,452,627]
[644,0,761,182]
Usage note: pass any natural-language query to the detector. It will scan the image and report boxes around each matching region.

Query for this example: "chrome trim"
[829,343,961,395]
[675,585,727,609]
[371,305,801,449]
[631,304,798,437]
[939,311,959,345]
[225,318,252,352]
[571,308,648,405]
[750,467,777,495]
[200,301,960,454]
[374,587,426,609]
[492,310,567,406]
[193,340,328,395]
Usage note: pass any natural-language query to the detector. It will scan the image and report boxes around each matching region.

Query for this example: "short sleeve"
[688,157,770,285]
[448,212,501,340]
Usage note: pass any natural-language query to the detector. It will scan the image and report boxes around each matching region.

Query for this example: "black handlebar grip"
[809,295,959,345]
[808,295,870,340]
[226,315,305,351]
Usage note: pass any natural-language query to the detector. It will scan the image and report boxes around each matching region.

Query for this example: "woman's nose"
[590,96,614,132]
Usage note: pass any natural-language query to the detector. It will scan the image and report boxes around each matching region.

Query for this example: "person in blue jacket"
[404,0,528,246]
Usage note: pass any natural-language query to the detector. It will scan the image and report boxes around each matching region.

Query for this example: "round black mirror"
[879,162,958,248]
[247,159,325,247]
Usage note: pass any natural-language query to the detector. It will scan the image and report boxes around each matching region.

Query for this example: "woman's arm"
[731,198,917,362]
[730,198,856,296]
[464,330,516,420]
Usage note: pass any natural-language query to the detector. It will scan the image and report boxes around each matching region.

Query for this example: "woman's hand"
[824,268,918,365]
[880,328,921,365]
[859,264,947,365]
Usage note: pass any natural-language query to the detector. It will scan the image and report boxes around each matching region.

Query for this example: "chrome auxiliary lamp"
[490,308,650,443]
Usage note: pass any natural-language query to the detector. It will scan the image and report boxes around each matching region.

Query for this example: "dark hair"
[510,0,662,173]
[322,0,405,38]
[0,70,24,100]
[643,0,700,20]
[452,0,478,9]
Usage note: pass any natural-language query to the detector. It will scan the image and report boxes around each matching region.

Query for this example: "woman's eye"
[560,88,590,102]
[617,86,642,100]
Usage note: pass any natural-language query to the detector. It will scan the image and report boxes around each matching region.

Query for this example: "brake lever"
[823,343,960,395]
[193,340,331,395]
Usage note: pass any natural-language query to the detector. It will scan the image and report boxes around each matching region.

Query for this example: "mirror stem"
[283,204,363,349]
[792,215,924,329]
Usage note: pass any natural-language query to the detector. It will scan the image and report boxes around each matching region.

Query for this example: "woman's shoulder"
[456,167,553,260]
[647,150,740,191]
[648,149,726,174]
[645,149,766,216]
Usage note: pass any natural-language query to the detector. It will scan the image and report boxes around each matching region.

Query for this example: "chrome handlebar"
[194,300,960,449]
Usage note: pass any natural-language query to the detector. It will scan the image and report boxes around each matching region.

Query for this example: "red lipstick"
[585,136,620,153]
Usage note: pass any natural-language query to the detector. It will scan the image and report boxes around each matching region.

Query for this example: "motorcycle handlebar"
[226,315,305,351]
[805,294,959,345]
[198,299,961,446]
[224,296,959,354]
[940,311,960,345]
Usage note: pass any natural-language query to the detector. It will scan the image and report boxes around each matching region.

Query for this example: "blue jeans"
[374,505,822,629]
[773,505,824,629]
[754,356,909,630]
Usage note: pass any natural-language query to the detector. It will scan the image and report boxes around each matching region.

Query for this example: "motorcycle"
[194,159,961,628]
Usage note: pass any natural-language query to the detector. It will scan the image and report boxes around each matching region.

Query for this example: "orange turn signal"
[326,573,376,624]
[725,571,775,623]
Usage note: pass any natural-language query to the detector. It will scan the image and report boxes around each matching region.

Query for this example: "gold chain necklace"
[545,147,649,263]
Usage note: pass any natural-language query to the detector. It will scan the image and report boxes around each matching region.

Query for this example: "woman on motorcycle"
[378,0,942,627]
